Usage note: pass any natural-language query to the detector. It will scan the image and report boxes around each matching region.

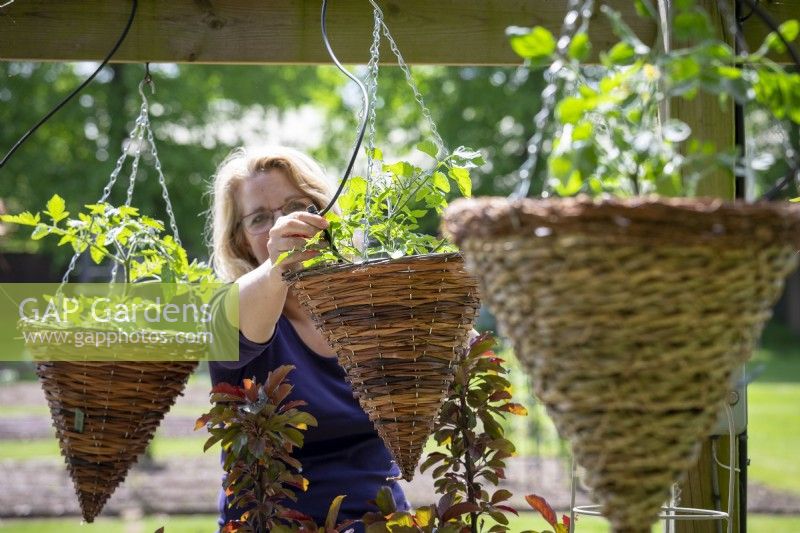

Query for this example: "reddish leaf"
[211,382,245,399]
[154,528,164,533]
[488,390,512,402]
[266,365,295,395]
[222,521,245,532]
[525,494,557,527]
[468,332,495,356]
[280,399,308,412]
[494,504,519,516]
[562,514,572,527]
[242,378,259,402]
[194,413,212,431]
[441,501,480,522]
[499,403,529,416]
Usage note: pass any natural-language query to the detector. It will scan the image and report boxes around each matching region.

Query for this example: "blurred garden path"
[1,381,799,519]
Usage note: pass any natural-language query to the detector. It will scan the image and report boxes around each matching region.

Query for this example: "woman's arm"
[230,211,328,344]
[232,260,287,344]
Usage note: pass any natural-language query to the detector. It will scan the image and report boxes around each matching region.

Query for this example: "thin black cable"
[319,0,371,216]
[0,0,138,170]
[737,0,759,23]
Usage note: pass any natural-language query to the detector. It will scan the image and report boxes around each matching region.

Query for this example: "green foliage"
[507,1,800,197]
[1,194,215,285]
[286,145,482,267]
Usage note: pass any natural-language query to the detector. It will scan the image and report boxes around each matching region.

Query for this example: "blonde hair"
[205,146,334,282]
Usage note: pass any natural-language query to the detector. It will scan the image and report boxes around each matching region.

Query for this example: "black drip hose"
[318,0,371,216]
[0,0,138,170]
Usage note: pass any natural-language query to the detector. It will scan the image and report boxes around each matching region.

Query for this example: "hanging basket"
[443,196,800,533]
[20,319,198,522]
[284,252,480,480]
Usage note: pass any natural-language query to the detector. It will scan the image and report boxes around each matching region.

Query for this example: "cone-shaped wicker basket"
[284,252,480,480]
[21,320,197,522]
[443,196,800,533]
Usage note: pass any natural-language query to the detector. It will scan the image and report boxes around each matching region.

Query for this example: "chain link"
[367,0,446,155]
[58,101,149,290]
[358,2,383,259]
[109,99,148,283]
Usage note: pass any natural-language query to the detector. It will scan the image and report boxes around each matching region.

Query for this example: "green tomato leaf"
[433,171,451,193]
[449,167,472,197]
[30,224,49,240]
[568,33,591,61]
[606,42,635,65]
[90,244,106,264]
[417,140,439,158]
[0,211,41,226]
[45,194,68,223]
[556,96,585,124]
[507,26,556,63]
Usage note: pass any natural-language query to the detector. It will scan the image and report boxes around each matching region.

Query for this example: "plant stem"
[457,383,480,533]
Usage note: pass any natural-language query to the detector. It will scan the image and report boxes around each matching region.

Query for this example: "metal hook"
[141,62,155,94]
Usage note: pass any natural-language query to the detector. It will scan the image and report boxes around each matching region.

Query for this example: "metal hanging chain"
[109,76,151,284]
[360,3,383,258]
[56,98,149,294]
[514,0,593,199]
[367,0,447,156]
[59,70,184,291]
[0,0,138,170]
[318,0,371,216]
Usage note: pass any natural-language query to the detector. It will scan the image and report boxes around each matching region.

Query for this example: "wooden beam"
[0,0,638,65]
[2,1,794,66]
[0,0,629,65]
[3,1,794,66]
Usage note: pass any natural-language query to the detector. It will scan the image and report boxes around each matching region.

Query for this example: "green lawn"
[1,513,799,532]
[747,322,800,495]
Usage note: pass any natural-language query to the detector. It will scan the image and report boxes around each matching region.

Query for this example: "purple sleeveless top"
[208,286,409,532]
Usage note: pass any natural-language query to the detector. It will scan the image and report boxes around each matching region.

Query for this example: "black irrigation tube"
[318,0,371,216]
[0,0,138,170]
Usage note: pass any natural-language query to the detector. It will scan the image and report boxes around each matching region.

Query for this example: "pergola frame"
[0,0,793,65]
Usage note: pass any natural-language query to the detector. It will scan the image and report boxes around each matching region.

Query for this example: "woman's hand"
[267,211,329,272]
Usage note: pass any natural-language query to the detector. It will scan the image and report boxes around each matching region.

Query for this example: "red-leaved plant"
[364,333,528,533]
[196,365,355,533]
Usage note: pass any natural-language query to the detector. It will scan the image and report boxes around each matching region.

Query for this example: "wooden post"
[673,1,740,532]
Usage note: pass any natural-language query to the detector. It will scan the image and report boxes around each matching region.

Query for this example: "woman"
[206,145,409,532]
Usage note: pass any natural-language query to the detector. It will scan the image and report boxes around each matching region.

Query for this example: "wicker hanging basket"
[19,320,199,522]
[284,252,480,480]
[443,196,800,533]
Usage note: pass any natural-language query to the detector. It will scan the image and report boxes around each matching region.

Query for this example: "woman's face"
[236,169,311,265]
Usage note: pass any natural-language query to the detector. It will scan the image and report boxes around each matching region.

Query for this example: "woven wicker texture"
[27,344,197,521]
[443,196,800,533]
[285,253,480,480]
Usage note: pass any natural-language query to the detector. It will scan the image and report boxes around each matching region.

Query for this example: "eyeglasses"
[238,197,315,235]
